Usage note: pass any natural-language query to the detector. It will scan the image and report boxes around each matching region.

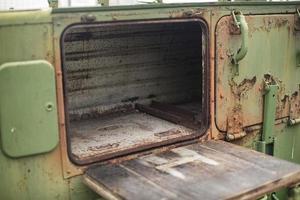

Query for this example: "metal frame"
[60,18,210,165]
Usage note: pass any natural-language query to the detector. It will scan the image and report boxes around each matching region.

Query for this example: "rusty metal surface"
[290,87,300,120]
[215,14,300,133]
[70,109,197,164]
[1,3,300,199]
[49,7,213,177]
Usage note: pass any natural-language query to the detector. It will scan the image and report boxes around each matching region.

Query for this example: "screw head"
[45,102,54,112]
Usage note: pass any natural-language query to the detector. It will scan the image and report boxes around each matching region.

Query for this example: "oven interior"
[61,19,208,164]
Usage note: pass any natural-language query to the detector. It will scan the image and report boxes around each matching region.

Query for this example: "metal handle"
[232,11,249,65]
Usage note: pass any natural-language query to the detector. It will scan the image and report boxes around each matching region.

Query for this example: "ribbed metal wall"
[62,20,203,119]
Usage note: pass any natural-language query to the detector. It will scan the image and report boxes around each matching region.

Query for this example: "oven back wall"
[62,21,202,119]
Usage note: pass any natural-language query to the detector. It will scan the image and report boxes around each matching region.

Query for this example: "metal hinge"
[254,75,279,155]
[225,105,246,141]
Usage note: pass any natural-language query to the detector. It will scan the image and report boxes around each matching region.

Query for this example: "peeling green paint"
[0,2,300,199]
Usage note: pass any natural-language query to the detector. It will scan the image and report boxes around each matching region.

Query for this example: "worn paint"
[0,2,300,200]
[216,14,300,134]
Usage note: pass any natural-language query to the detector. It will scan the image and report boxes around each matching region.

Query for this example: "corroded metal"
[60,18,210,165]
[216,14,300,134]
[0,2,300,199]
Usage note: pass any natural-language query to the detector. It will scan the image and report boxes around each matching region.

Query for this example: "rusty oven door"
[215,13,300,136]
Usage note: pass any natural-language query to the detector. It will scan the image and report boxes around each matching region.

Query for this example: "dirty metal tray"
[83,140,300,200]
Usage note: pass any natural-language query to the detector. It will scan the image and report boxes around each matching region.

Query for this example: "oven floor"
[70,110,196,161]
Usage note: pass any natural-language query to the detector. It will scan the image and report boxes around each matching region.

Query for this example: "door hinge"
[254,75,279,155]
[226,131,247,141]
[225,105,246,141]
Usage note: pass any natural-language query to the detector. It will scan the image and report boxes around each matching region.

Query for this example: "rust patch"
[226,77,256,137]
[216,15,296,135]
[247,16,292,36]
[295,14,300,31]
[227,105,244,135]
[281,94,289,103]
[87,143,120,151]
[263,74,290,119]
[276,87,289,119]
[264,73,276,84]
[229,76,257,101]
[277,94,289,117]
[261,17,290,32]
[169,8,205,18]
[290,87,300,119]
[154,129,182,138]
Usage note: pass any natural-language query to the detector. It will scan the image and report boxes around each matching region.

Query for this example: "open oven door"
[83,140,300,200]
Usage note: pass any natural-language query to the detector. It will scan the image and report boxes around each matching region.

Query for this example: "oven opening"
[61,19,209,165]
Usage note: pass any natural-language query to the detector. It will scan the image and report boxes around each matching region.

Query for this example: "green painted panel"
[235,124,300,199]
[0,148,70,200]
[273,124,300,199]
[0,60,59,158]
[0,23,53,64]
[274,124,300,165]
